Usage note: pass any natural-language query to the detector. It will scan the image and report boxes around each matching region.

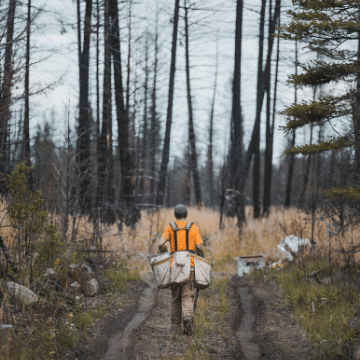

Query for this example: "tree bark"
[0,0,17,195]
[78,0,93,214]
[156,0,180,206]
[184,2,202,207]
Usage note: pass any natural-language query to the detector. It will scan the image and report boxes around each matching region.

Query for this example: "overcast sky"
[11,0,328,170]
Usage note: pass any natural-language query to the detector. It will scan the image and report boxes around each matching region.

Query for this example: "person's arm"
[195,243,204,257]
[158,237,168,253]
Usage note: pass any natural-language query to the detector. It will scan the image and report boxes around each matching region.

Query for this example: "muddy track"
[70,273,313,359]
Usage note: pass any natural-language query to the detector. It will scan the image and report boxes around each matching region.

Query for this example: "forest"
[0,0,359,358]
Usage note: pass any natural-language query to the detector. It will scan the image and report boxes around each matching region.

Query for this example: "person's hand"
[159,244,167,253]
[196,245,204,257]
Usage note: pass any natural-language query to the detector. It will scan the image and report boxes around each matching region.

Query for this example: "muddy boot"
[183,318,194,336]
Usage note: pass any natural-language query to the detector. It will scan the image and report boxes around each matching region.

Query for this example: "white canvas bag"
[150,253,172,288]
[170,251,191,285]
[193,254,212,289]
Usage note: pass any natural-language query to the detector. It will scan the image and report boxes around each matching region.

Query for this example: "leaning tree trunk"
[78,0,93,214]
[253,0,266,219]
[284,39,298,208]
[0,0,17,195]
[232,0,245,227]
[156,0,180,206]
[184,2,202,207]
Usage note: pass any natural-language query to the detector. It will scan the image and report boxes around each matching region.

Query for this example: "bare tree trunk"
[96,0,100,139]
[97,0,114,223]
[237,0,280,202]
[284,39,298,208]
[263,0,281,216]
[184,2,202,207]
[0,0,17,195]
[156,0,180,206]
[110,0,139,226]
[77,0,93,214]
[207,40,218,208]
[139,35,149,201]
[24,0,33,191]
[253,0,266,219]
[232,0,245,227]
[150,7,159,204]
[355,33,360,178]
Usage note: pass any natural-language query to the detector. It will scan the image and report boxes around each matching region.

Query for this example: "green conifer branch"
[283,137,353,155]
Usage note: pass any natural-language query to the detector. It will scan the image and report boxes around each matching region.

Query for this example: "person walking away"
[158,204,204,336]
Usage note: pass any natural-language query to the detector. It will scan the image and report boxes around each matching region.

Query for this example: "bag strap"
[170,221,193,252]
[185,222,193,251]
[170,222,178,251]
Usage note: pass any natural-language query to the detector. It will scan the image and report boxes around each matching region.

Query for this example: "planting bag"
[193,254,213,289]
[170,251,191,285]
[150,253,172,288]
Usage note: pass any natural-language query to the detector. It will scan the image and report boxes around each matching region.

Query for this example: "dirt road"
[67,271,313,360]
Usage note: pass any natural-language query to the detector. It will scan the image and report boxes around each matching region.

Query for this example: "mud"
[65,272,313,359]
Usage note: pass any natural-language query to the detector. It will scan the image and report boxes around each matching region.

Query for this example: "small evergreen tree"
[280,0,360,201]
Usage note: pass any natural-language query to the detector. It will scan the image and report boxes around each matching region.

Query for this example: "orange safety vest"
[162,220,203,267]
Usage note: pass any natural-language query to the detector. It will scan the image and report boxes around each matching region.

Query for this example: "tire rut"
[101,282,157,360]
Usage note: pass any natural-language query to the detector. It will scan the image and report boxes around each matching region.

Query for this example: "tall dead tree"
[284,39,298,207]
[231,0,245,227]
[97,0,115,223]
[184,1,202,207]
[24,0,33,191]
[207,40,218,208]
[139,35,150,201]
[253,0,266,219]
[110,0,139,226]
[77,0,93,214]
[150,8,159,203]
[156,0,180,206]
[263,0,280,216]
[237,0,280,219]
[0,0,17,194]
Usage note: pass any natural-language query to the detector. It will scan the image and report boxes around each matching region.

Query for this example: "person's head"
[174,204,187,220]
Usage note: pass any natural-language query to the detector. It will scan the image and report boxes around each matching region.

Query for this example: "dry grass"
[2,198,360,268]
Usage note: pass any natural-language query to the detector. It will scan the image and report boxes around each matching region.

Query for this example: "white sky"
[8,0,346,171]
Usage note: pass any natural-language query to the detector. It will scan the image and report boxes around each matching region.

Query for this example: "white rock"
[4,282,38,304]
[81,264,94,275]
[82,279,99,297]
[277,235,311,261]
[70,281,80,288]
[44,268,57,279]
